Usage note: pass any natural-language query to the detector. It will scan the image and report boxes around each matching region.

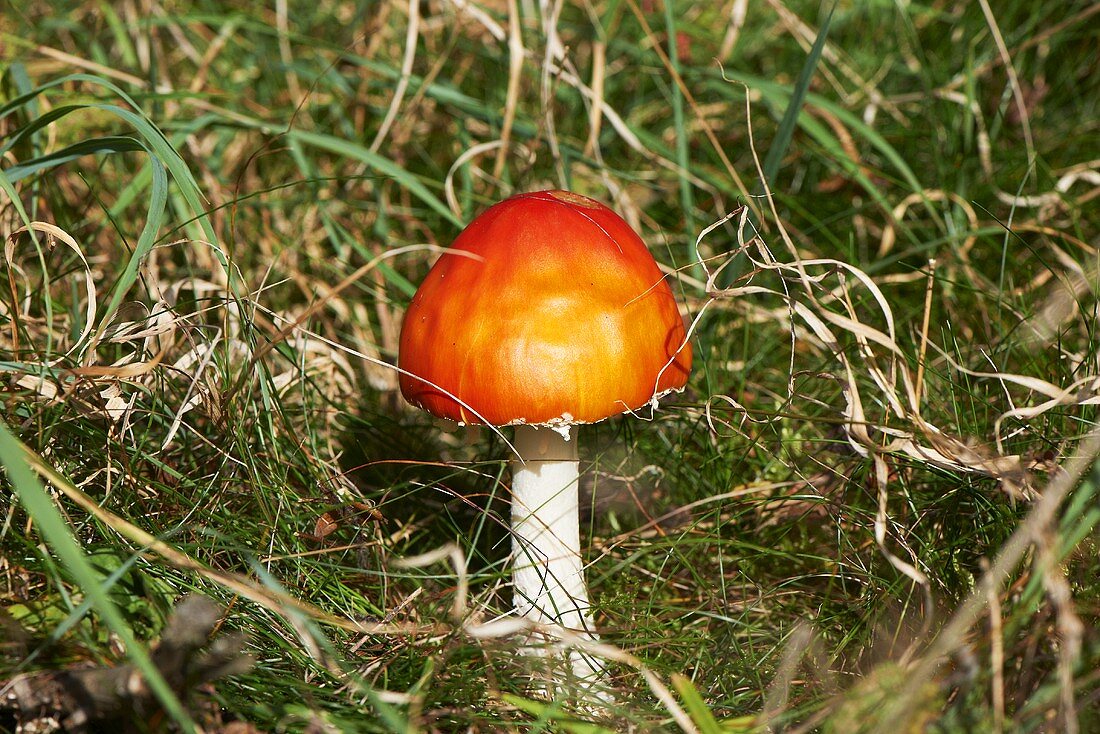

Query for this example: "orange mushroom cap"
[398,190,692,426]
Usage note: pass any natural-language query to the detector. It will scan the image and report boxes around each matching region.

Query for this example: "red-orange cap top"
[398,190,692,426]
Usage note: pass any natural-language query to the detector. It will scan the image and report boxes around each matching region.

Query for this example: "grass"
[2,0,1099,731]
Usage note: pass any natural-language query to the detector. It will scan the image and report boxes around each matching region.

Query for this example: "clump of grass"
[2,0,1099,731]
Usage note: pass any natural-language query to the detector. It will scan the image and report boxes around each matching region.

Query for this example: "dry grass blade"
[15,437,441,638]
[369,0,421,154]
[870,426,1100,733]
[492,0,525,184]
[978,0,1037,176]
[5,222,97,360]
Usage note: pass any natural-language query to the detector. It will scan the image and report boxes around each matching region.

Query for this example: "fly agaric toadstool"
[398,189,691,682]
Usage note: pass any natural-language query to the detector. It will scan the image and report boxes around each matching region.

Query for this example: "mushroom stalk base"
[511,424,603,684]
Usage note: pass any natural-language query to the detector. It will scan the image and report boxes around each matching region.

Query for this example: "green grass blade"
[0,418,195,732]
[3,73,217,246]
[1,136,147,181]
[671,673,726,734]
[662,0,698,278]
[501,694,617,733]
[97,152,169,333]
[761,3,836,189]
[288,129,462,228]
[362,687,415,734]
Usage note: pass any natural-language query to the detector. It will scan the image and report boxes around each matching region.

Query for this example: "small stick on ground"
[0,595,253,733]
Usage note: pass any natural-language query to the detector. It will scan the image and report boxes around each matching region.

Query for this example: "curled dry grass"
[2,0,1099,731]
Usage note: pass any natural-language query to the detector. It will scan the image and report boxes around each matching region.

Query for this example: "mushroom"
[398,189,691,684]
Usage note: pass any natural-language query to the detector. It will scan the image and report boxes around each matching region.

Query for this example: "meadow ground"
[1,1,1098,731]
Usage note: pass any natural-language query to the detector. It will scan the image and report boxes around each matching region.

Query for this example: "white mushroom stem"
[511,424,603,683]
